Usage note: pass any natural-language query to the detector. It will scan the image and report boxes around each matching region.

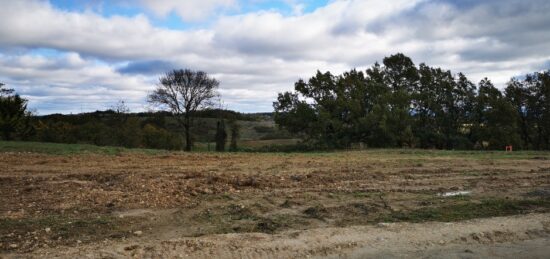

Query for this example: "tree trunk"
[184,114,192,151]
[184,124,191,151]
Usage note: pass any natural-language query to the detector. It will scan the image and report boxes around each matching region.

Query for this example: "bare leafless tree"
[0,83,15,96]
[110,100,130,114]
[148,69,219,151]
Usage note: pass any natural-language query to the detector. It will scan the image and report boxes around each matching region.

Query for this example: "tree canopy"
[0,83,32,140]
[148,69,219,151]
[274,53,549,150]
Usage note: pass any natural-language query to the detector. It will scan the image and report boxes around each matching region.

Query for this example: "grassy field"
[2,140,549,157]
[0,139,305,154]
[0,141,167,155]
[1,141,549,254]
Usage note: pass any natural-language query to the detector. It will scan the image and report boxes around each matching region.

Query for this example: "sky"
[0,0,549,115]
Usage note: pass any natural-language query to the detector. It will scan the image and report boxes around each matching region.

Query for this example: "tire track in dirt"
[7,213,549,259]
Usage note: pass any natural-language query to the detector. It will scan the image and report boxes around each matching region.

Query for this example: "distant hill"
[31,109,296,151]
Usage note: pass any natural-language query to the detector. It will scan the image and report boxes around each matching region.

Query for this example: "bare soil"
[1,150,549,258]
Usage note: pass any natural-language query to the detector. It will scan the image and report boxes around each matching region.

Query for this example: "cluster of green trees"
[274,53,550,150]
[32,110,184,150]
[0,83,33,140]
[1,108,248,151]
[26,109,245,151]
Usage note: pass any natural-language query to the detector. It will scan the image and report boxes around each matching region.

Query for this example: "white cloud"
[140,0,237,21]
[0,53,152,114]
[0,0,215,60]
[0,0,550,114]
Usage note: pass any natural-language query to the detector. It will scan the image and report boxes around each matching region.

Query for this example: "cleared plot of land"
[0,142,549,258]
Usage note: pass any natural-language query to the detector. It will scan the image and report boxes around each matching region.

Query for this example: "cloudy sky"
[0,0,549,114]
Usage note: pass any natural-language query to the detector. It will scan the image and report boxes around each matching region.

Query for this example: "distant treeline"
[0,101,271,150]
[39,109,267,122]
[274,53,550,150]
[32,111,184,150]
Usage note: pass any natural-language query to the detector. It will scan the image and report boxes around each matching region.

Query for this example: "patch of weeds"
[350,191,370,198]
[0,140,166,156]
[349,203,371,214]
[196,204,259,224]
[304,205,329,219]
[234,213,312,234]
[220,193,234,200]
[302,193,319,201]
[196,208,214,221]
[280,199,301,208]
[462,170,482,177]
[255,219,281,234]
[378,198,550,223]
[446,194,472,201]
[290,175,305,181]
[200,193,235,202]
[330,202,380,227]
[259,213,313,233]
[193,205,259,235]
[231,177,260,188]
[525,189,550,198]
[194,205,307,235]
[0,215,126,252]
[56,217,113,238]
[225,204,257,220]
[251,202,272,214]
[280,200,292,208]
[348,191,384,199]
[408,162,424,167]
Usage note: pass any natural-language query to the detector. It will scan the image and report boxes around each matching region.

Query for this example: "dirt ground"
[1,150,550,258]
